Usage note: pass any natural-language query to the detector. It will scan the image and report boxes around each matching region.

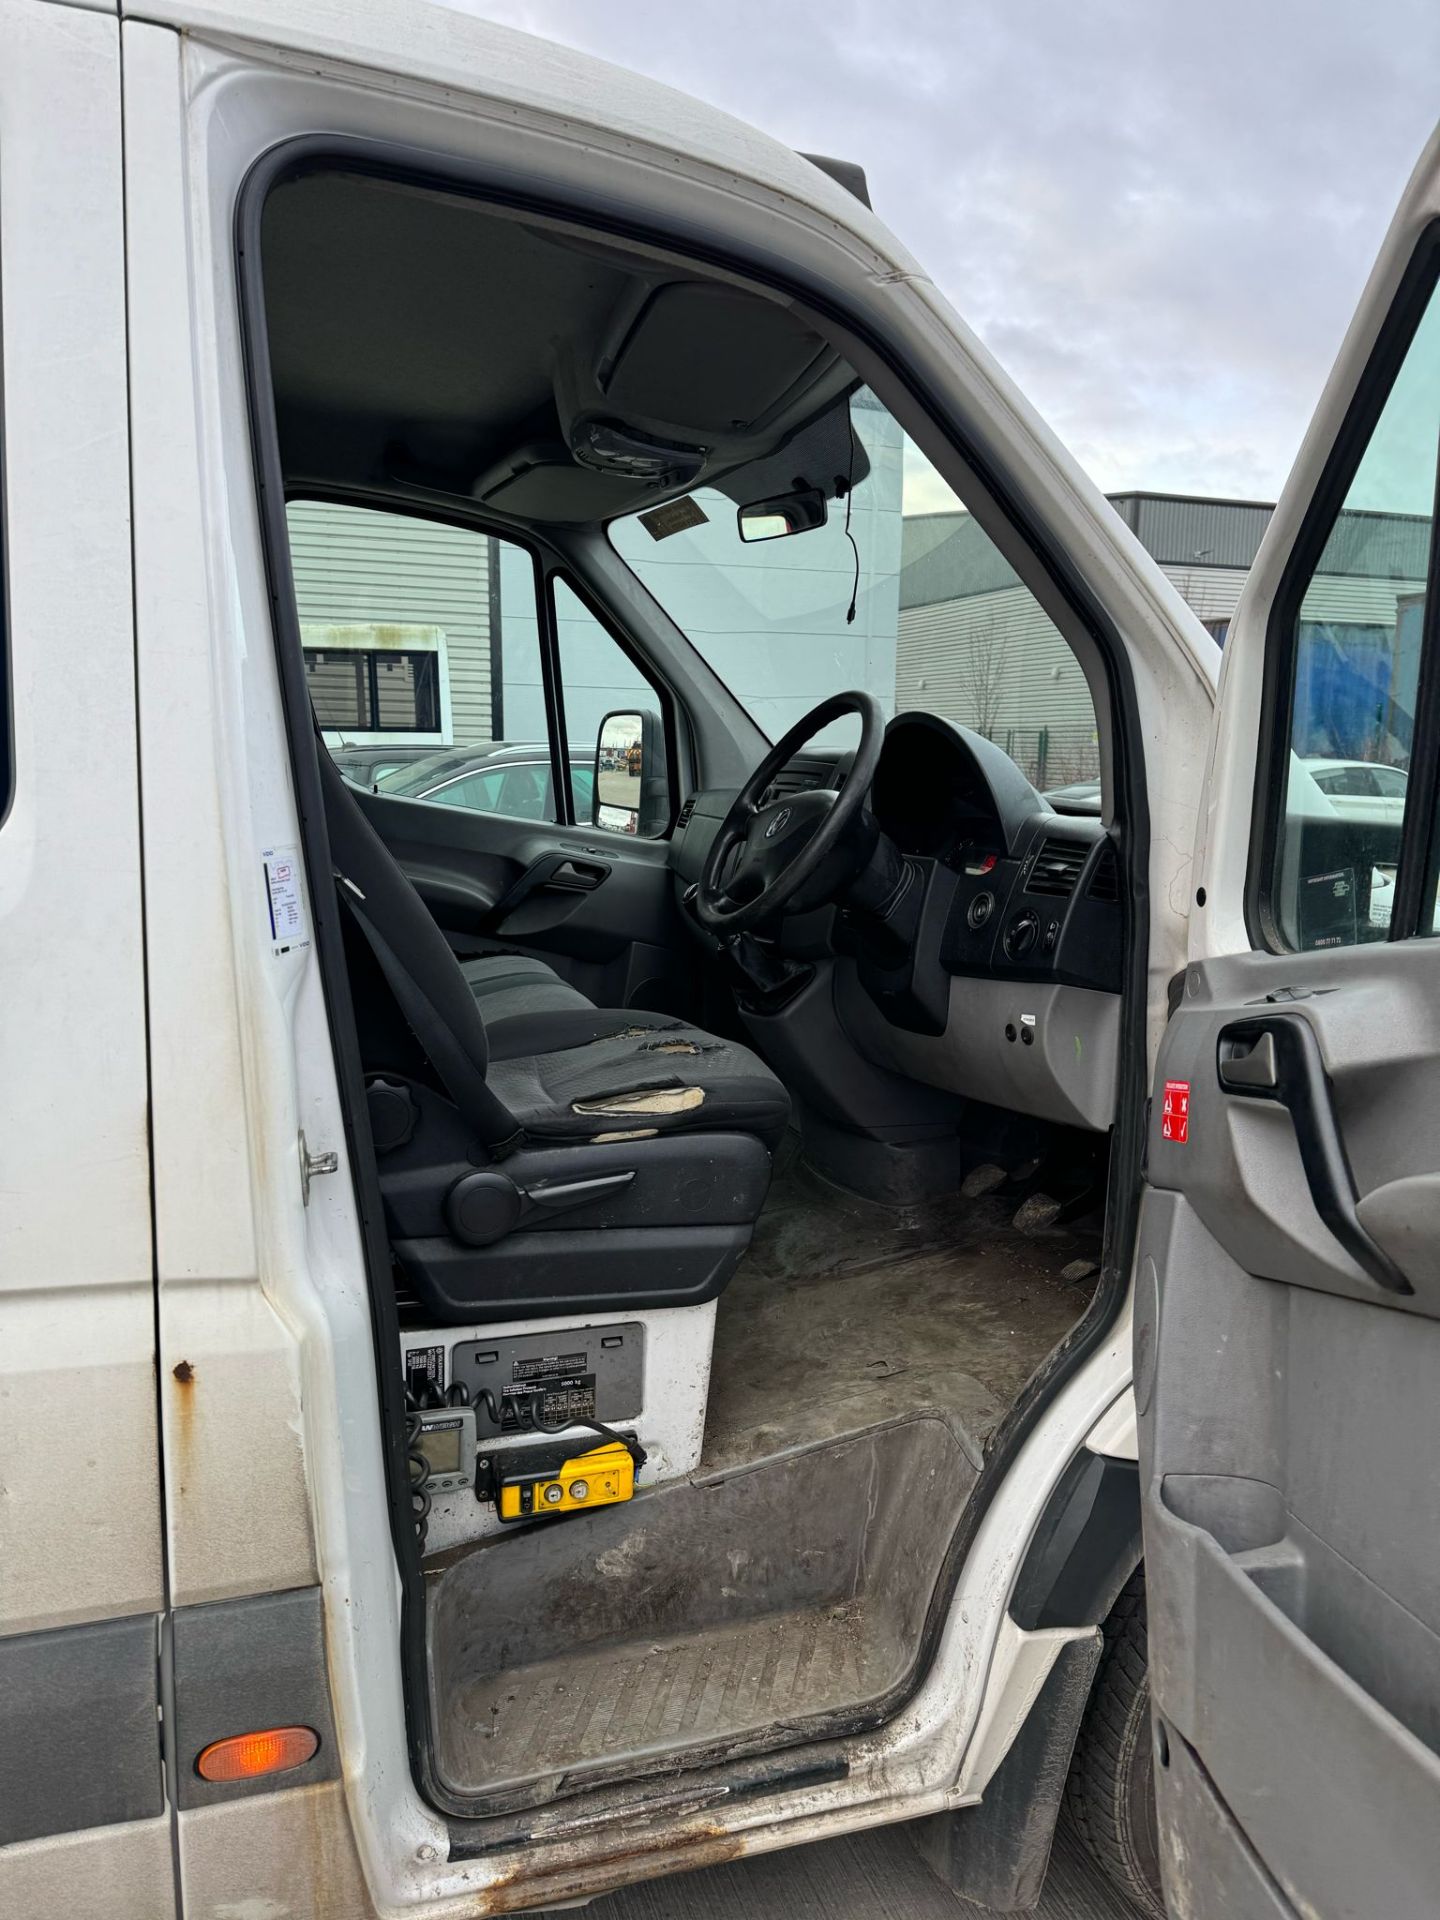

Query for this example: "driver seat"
[319,748,790,1324]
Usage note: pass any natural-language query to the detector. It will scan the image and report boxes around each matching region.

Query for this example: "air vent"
[675,797,696,831]
[1027,836,1088,898]
[1087,844,1119,903]
[762,759,833,805]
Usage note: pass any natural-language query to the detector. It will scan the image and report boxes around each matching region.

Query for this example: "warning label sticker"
[638,495,709,541]
[263,845,310,955]
[1161,1079,1191,1145]
[405,1344,446,1399]
[514,1351,588,1382]
[524,1376,597,1429]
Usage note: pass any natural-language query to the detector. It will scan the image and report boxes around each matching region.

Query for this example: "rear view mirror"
[737,487,828,543]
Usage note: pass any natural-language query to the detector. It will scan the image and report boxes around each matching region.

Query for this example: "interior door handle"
[1216,1014,1411,1295]
[486,853,610,925]
[1218,1029,1278,1090]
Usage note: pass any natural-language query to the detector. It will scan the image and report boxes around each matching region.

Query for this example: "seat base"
[395,1221,755,1323]
[378,1082,775,1322]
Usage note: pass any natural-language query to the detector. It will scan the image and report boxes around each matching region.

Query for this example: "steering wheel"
[693,690,885,935]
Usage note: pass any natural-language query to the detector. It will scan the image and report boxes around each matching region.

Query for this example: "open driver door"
[1138,124,1440,1918]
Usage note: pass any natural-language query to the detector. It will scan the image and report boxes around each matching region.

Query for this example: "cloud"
[444,0,1440,498]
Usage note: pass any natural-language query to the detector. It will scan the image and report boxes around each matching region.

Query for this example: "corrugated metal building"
[898,494,1430,784]
[897,512,1097,785]
[288,501,496,744]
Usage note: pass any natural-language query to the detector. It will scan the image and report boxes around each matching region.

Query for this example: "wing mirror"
[737,486,828,543]
[592,709,668,836]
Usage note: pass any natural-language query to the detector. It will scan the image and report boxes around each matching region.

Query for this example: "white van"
[2,5,1437,1915]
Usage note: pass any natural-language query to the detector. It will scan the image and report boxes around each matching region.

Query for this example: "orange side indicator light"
[196,1726,319,1782]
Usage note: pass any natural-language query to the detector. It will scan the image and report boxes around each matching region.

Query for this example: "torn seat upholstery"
[487,1012,789,1149]
[319,747,789,1321]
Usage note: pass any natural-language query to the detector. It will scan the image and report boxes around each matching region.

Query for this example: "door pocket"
[1148,1483,1440,1916]
[1162,1474,1440,1758]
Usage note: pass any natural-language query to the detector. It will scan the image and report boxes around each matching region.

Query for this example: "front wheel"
[1065,1567,1165,1917]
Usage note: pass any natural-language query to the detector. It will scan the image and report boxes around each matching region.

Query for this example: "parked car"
[325,739,445,789]
[1042,777,1104,816]
[376,741,596,821]
[1303,755,1408,824]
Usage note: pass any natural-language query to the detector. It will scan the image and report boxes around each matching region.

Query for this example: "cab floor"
[701,1161,1100,1474]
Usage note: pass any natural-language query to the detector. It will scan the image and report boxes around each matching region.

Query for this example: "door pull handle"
[1218,1030,1278,1090]
[1215,1014,1410,1295]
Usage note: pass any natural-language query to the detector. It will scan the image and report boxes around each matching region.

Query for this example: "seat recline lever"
[445,1166,636,1247]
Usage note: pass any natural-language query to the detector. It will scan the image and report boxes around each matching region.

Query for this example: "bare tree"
[959,607,1009,739]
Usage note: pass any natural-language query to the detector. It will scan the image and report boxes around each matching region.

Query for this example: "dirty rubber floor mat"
[701,1163,1099,1473]
[447,1601,870,1793]
[429,1416,963,1810]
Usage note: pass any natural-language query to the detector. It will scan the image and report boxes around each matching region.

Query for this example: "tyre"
[1065,1566,1165,1917]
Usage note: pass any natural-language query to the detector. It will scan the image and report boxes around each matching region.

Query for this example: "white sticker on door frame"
[263,845,310,955]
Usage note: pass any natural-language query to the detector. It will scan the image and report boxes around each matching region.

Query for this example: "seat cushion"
[460,951,593,1026]
[487,1013,791,1153]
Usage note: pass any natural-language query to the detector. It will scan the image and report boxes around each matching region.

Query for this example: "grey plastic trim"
[1010,1450,1142,1631]
[1154,1725,1299,1918]
[0,1612,162,1845]
[171,1585,338,1809]
[837,966,1119,1133]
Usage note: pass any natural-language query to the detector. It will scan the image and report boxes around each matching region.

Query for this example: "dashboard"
[869,713,1010,859]
[672,713,1123,1133]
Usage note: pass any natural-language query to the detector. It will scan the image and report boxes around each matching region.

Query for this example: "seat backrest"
[317,747,521,1154]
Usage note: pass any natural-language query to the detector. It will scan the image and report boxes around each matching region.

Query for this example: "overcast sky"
[453,0,1439,502]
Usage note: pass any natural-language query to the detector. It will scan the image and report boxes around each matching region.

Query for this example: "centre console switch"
[1003,910,1040,960]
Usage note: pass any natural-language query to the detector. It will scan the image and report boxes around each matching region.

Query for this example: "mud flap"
[909,1631,1101,1912]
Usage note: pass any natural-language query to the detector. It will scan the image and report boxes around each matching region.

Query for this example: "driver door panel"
[360,785,691,1015]
[1139,942,1440,1917]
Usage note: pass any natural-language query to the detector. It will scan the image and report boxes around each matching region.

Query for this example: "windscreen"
[609,389,1099,791]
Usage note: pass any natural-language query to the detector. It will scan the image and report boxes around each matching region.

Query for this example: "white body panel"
[0,0,159,1640]
[0,8,173,1916]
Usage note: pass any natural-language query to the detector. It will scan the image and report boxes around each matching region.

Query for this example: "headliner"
[262,167,863,529]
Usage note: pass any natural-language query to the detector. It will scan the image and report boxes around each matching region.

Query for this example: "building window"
[303,647,441,733]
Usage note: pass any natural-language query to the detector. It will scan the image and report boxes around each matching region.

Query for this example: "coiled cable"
[468,1382,647,1472]
[403,1395,433,1552]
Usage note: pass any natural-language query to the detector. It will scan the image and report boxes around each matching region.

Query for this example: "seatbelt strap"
[335,870,524,1160]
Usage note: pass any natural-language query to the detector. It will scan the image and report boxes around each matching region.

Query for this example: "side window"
[1268,272,1440,949]
[422,770,507,813]
[285,502,554,822]
[553,578,669,837]
[1374,765,1410,799]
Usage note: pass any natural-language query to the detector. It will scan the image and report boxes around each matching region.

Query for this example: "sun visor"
[714,396,870,506]
[601,282,832,434]
[472,441,641,522]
